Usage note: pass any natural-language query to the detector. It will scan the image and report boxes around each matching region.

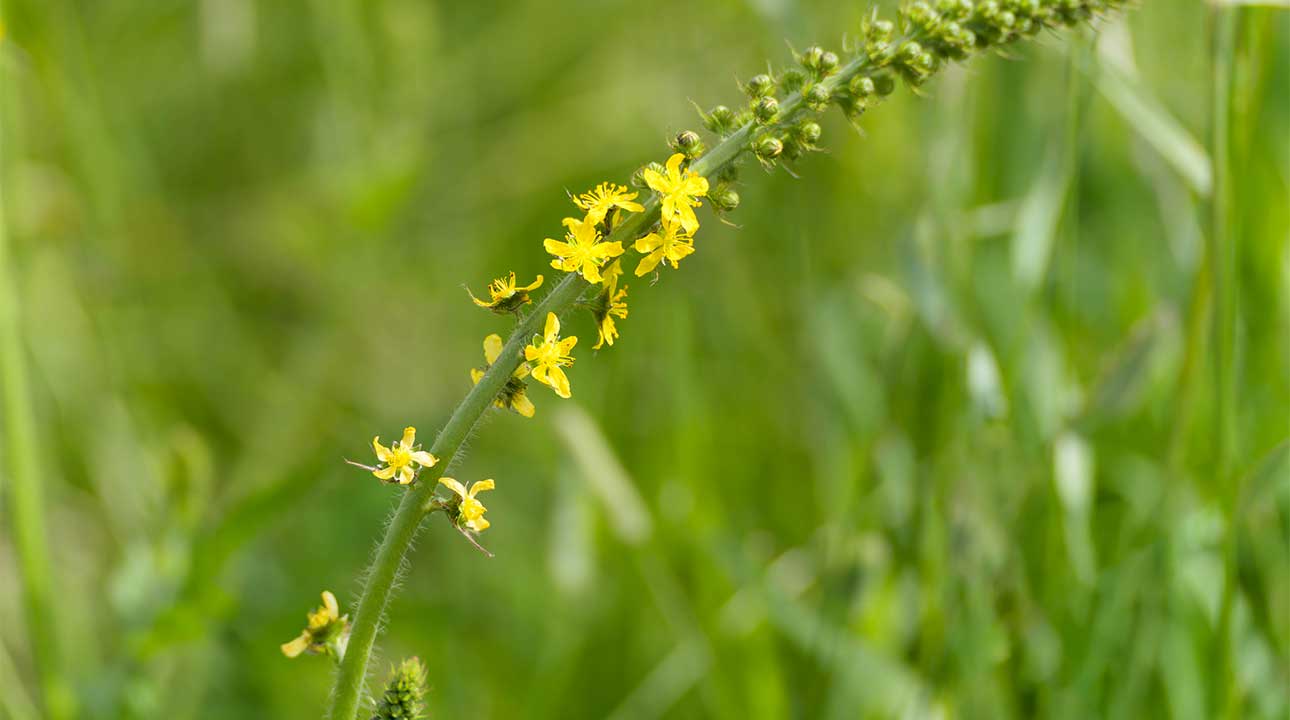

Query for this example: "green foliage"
[0,0,1285,719]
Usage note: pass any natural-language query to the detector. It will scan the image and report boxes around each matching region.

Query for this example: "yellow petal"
[685,174,709,196]
[678,205,699,234]
[281,633,310,658]
[544,312,560,341]
[439,477,467,498]
[619,199,645,213]
[468,516,490,532]
[530,363,550,385]
[374,465,397,480]
[512,392,536,418]
[634,233,660,254]
[524,345,541,362]
[635,252,662,277]
[548,366,572,399]
[558,335,578,354]
[513,362,530,380]
[643,169,665,192]
[398,466,415,485]
[543,238,571,256]
[581,261,603,284]
[321,591,339,620]
[469,479,496,497]
[521,274,544,292]
[470,367,484,385]
[665,153,685,179]
[400,426,417,449]
[468,289,496,308]
[596,241,625,259]
[372,437,392,463]
[483,334,503,365]
[410,451,438,468]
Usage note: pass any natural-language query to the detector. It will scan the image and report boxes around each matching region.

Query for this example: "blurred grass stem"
[0,57,75,720]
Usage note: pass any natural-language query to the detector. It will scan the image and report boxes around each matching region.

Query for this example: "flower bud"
[752,95,779,125]
[794,120,822,148]
[631,162,665,189]
[709,184,740,213]
[939,0,974,19]
[671,130,705,159]
[863,15,896,65]
[701,105,738,135]
[864,17,895,45]
[820,51,840,74]
[903,2,939,32]
[800,46,838,78]
[804,83,831,112]
[872,71,896,96]
[743,73,775,98]
[778,68,808,94]
[753,135,783,162]
[850,75,876,98]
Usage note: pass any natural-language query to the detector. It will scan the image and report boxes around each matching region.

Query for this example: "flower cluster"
[463,162,708,403]
[281,590,350,660]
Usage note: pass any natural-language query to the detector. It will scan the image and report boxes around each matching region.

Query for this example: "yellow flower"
[524,312,577,398]
[371,427,438,485]
[543,215,625,284]
[469,272,543,313]
[281,590,350,659]
[470,333,536,418]
[439,477,495,532]
[643,153,709,234]
[633,218,696,276]
[573,182,644,226]
[592,260,628,349]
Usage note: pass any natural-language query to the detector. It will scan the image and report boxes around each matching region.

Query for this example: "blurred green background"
[0,1,1287,718]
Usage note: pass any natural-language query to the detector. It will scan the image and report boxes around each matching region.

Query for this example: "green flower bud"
[864,17,895,45]
[671,130,705,159]
[903,2,939,32]
[804,83,831,112]
[849,75,876,98]
[752,95,779,125]
[899,41,925,64]
[631,162,665,189]
[752,134,783,162]
[800,46,826,72]
[709,184,740,213]
[938,0,974,20]
[778,68,808,94]
[794,120,822,148]
[820,51,840,74]
[872,71,896,96]
[701,105,738,135]
[743,73,775,98]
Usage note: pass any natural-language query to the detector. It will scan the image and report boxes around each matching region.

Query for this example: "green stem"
[325,5,1121,716]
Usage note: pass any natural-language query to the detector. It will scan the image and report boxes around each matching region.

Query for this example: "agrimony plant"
[272,1,1133,717]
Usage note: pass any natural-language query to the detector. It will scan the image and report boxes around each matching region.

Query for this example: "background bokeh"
[0,1,1287,718]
